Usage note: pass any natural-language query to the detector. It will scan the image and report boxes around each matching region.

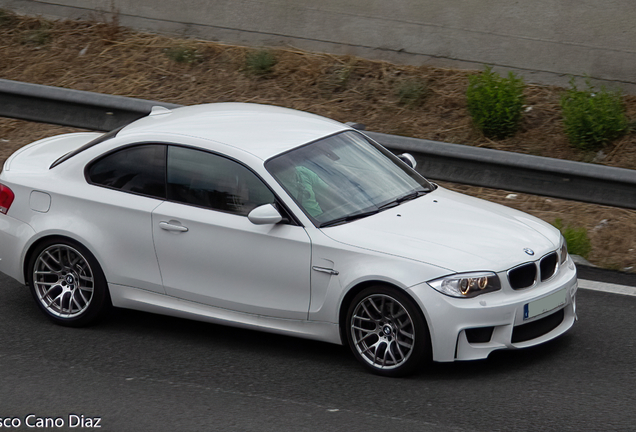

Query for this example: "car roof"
[118,103,349,160]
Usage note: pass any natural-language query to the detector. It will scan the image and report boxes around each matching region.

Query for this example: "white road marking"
[578,279,636,297]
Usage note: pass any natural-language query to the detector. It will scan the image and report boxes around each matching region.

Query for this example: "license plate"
[523,289,567,320]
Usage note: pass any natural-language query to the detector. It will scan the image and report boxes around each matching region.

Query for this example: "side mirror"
[248,204,283,225]
[398,153,417,169]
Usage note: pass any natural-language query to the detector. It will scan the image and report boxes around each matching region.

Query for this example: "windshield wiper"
[377,189,427,210]
[320,189,428,228]
[319,209,380,228]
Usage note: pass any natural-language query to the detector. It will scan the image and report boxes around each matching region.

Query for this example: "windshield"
[266,131,434,227]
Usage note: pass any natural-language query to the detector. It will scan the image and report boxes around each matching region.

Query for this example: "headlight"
[559,235,568,264]
[428,272,501,298]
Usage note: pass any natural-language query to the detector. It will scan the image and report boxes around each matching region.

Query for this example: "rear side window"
[51,125,124,169]
[167,146,275,216]
[87,144,166,199]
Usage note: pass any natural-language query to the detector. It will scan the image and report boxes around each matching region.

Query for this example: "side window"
[167,146,275,216]
[87,144,166,199]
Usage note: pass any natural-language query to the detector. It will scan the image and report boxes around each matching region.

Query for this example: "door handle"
[312,266,339,276]
[159,221,189,232]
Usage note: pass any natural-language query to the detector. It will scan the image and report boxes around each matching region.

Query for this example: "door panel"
[80,144,166,293]
[152,201,312,319]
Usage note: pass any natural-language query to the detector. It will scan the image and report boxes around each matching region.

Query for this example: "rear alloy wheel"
[346,286,429,377]
[28,240,110,327]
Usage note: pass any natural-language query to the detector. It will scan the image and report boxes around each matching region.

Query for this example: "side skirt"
[109,283,343,345]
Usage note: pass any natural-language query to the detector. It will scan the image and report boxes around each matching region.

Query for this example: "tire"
[345,286,430,377]
[27,238,111,327]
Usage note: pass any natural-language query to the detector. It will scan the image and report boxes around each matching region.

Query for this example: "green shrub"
[23,29,51,46]
[466,66,525,139]
[319,61,357,92]
[244,49,277,75]
[165,46,200,64]
[21,21,52,46]
[553,219,592,259]
[333,63,353,88]
[560,78,629,150]
[396,79,427,107]
[0,9,17,27]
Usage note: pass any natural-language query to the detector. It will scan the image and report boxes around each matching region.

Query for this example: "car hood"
[320,187,560,273]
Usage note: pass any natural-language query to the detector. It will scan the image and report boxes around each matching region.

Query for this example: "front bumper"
[408,257,578,362]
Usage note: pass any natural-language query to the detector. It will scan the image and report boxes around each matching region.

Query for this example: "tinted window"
[167,146,275,216]
[88,144,166,198]
[51,125,124,169]
[266,131,433,226]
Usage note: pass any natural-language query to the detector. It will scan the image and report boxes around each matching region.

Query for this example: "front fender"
[307,229,450,324]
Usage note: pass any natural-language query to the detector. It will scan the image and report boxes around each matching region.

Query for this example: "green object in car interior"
[294,166,328,218]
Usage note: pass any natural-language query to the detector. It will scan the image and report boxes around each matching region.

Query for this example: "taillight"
[0,183,15,214]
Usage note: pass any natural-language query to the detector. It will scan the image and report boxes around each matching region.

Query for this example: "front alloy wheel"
[28,239,110,326]
[346,287,429,376]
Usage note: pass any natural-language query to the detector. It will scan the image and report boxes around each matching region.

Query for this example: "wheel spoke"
[77,288,89,304]
[394,341,406,360]
[387,343,398,365]
[68,248,79,267]
[356,331,377,344]
[372,340,382,365]
[71,292,83,312]
[397,339,413,349]
[398,328,414,339]
[359,339,379,356]
[360,303,377,322]
[368,297,382,315]
[45,250,61,266]
[39,257,58,273]
[391,308,406,320]
[381,342,390,365]
[78,274,94,283]
[352,324,376,334]
[389,300,397,318]
[46,291,64,308]
[59,292,69,314]
[35,270,58,276]
[350,293,417,371]
[33,244,95,319]
[35,281,60,286]
[40,285,57,298]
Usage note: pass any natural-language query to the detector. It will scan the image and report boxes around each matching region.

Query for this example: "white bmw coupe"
[0,103,577,376]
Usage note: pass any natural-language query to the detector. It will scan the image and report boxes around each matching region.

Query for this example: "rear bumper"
[408,257,578,362]
[0,214,35,284]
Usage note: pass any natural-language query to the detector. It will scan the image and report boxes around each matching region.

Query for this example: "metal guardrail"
[1,78,635,210]
[367,131,636,210]
[0,78,180,131]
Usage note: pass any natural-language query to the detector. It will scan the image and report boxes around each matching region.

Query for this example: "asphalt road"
[1,270,635,432]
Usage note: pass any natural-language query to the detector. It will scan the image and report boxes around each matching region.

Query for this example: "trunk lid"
[3,132,101,173]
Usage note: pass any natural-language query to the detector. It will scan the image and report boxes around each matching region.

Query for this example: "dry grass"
[1,13,635,168]
[0,119,85,162]
[0,12,635,272]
